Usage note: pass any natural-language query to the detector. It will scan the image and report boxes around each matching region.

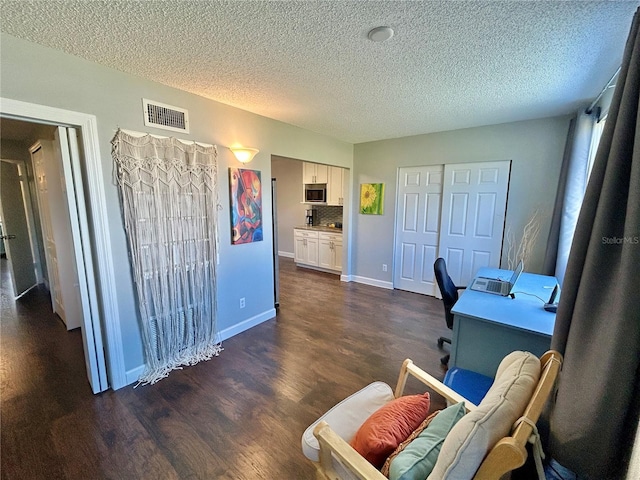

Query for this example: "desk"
[450,267,558,377]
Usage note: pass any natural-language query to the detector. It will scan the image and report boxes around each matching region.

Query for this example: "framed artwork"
[229,168,263,244]
[360,183,385,215]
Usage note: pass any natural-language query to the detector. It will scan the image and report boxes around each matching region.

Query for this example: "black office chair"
[434,257,466,366]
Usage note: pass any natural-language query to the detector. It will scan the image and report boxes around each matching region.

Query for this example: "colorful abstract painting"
[229,168,263,244]
[360,183,385,215]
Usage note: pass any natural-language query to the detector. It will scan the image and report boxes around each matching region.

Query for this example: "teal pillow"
[389,402,466,480]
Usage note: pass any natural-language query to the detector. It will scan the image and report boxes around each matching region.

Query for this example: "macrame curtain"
[112,130,222,385]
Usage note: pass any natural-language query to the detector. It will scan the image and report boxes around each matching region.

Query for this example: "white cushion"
[301,381,395,462]
[428,351,541,479]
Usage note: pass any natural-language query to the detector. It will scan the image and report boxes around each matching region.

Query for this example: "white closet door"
[393,166,443,296]
[438,161,511,286]
[52,129,83,331]
[33,143,66,316]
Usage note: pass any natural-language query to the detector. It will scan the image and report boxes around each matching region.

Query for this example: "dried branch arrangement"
[506,210,541,270]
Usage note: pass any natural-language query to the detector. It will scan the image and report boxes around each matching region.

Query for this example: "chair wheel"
[437,338,444,348]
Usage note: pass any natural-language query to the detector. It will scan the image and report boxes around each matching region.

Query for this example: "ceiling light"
[229,146,259,163]
[368,26,394,42]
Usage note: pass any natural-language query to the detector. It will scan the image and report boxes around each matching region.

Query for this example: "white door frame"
[0,97,126,391]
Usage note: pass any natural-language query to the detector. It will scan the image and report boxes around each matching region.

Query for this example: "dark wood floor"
[1,257,451,479]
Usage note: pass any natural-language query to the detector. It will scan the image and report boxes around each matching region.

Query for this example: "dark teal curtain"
[548,7,640,478]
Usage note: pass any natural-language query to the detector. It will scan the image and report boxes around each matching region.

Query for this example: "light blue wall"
[352,116,572,282]
[0,33,353,380]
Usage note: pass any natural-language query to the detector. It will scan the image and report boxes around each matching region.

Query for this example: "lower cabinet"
[294,229,342,274]
[294,229,319,266]
[318,232,342,272]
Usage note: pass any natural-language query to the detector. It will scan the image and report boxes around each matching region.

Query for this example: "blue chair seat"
[444,367,493,406]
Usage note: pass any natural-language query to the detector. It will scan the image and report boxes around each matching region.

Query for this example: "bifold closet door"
[438,161,511,286]
[393,166,444,296]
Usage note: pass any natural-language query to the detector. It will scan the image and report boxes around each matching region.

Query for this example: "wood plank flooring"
[1,257,451,479]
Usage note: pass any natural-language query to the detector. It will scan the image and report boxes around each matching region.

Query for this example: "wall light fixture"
[229,146,259,163]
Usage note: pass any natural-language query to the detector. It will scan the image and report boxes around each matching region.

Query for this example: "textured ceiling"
[1,1,638,143]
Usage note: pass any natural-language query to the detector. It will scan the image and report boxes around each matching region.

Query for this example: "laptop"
[469,260,524,296]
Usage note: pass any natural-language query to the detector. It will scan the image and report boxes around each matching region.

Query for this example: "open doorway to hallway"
[0,116,104,392]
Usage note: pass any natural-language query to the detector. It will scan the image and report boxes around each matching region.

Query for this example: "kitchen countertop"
[295,225,343,233]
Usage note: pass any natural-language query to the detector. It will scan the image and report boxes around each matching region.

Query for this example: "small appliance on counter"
[305,208,318,226]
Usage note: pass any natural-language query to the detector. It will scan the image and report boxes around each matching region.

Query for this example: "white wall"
[351,116,572,283]
[0,33,353,381]
[271,156,305,256]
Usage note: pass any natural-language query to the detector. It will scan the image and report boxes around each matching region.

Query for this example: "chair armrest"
[313,421,387,480]
[395,359,478,412]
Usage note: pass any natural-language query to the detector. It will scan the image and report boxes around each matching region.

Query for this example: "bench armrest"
[313,421,387,480]
[395,359,478,411]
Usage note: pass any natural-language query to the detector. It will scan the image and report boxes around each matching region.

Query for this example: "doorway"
[0,101,116,393]
[0,158,41,298]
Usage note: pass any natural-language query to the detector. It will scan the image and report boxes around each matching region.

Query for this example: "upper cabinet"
[327,166,345,206]
[303,162,328,184]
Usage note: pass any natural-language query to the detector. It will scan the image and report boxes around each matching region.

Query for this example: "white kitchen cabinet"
[294,229,319,266]
[303,162,328,184]
[318,231,342,272]
[327,166,345,206]
[295,228,342,273]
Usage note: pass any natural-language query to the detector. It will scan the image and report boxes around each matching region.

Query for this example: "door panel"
[306,237,319,265]
[438,161,510,286]
[52,128,82,330]
[400,243,416,279]
[393,165,443,295]
[0,161,36,296]
[318,238,332,269]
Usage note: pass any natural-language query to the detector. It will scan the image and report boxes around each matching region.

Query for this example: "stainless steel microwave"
[305,185,326,202]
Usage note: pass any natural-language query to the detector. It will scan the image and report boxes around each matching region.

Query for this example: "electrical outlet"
[240,297,245,308]
[382,264,388,272]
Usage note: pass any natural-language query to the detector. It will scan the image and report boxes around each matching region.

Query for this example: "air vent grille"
[142,99,190,133]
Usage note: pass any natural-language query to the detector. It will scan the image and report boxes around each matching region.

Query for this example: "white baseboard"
[351,275,394,290]
[218,308,276,341]
[124,308,277,387]
[278,251,294,258]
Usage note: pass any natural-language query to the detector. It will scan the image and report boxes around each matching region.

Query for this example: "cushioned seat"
[443,367,493,406]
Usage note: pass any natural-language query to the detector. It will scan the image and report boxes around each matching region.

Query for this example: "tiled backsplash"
[310,205,343,226]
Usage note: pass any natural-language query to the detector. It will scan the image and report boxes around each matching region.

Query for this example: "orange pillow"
[350,393,431,468]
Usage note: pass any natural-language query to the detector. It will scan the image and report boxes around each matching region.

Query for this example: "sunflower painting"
[360,183,385,215]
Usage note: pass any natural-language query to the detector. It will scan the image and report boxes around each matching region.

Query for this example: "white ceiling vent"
[142,98,190,133]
